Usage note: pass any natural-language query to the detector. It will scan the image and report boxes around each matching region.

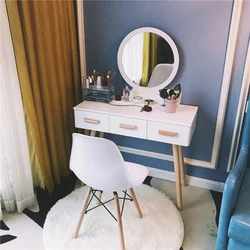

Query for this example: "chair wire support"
[122,190,133,201]
[120,190,130,217]
[85,189,133,222]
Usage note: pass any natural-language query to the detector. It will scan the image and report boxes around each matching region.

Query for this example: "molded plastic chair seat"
[125,161,148,187]
[125,162,149,187]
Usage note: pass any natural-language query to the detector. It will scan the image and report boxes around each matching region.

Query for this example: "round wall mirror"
[117,27,179,101]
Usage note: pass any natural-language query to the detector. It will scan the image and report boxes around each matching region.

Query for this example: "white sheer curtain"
[0,1,35,219]
[122,33,144,85]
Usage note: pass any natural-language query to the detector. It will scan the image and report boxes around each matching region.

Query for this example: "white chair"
[69,133,149,250]
[147,63,174,87]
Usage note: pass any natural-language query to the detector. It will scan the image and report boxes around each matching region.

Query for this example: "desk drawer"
[110,115,147,139]
[74,110,109,132]
[147,121,191,146]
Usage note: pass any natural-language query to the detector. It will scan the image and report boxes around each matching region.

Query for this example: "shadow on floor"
[23,172,77,228]
[210,190,223,226]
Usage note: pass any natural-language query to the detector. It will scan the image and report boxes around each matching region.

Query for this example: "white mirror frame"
[117,27,179,102]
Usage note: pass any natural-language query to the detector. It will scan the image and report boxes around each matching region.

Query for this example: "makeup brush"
[106,71,111,77]
[159,88,169,99]
[110,71,116,80]
[174,84,181,99]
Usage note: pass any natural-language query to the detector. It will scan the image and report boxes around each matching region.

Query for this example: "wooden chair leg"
[73,187,92,238]
[129,188,142,218]
[172,144,183,211]
[178,145,186,187]
[114,192,125,250]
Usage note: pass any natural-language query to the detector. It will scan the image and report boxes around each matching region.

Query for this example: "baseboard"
[148,167,225,192]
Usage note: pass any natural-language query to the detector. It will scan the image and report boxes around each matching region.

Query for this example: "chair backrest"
[69,133,133,191]
[148,63,174,87]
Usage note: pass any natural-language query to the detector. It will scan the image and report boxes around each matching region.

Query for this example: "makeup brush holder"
[165,99,178,113]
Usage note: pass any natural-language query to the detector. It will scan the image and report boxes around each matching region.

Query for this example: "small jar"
[133,96,142,104]
[165,99,178,113]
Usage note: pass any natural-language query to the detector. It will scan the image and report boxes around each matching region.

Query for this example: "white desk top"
[74,101,198,127]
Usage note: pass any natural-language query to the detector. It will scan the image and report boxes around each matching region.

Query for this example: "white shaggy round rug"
[43,184,184,250]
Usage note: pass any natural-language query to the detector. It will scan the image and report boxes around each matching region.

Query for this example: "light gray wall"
[83,0,250,182]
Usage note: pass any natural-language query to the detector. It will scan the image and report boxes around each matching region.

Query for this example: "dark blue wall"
[83,0,250,182]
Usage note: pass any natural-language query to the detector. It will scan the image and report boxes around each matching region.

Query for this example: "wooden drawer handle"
[84,118,100,124]
[158,130,178,137]
[119,123,137,130]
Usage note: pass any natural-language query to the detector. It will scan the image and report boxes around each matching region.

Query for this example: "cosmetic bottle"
[106,74,110,87]
[86,78,89,88]
[89,77,93,88]
[96,76,102,89]
[93,70,97,84]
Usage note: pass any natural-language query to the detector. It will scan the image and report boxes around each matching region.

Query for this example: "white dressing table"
[74,101,198,210]
[75,26,198,210]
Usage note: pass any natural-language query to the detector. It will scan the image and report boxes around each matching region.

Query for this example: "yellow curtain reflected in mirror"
[141,33,158,87]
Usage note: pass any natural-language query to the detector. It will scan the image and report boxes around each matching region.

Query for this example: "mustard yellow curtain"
[6,0,81,192]
[141,33,158,87]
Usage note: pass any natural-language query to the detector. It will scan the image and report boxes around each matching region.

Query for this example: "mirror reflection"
[122,32,174,88]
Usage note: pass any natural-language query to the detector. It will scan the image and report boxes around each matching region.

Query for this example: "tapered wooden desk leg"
[129,188,142,218]
[73,187,92,238]
[172,144,183,211]
[178,145,186,187]
[114,192,126,250]
[90,130,96,137]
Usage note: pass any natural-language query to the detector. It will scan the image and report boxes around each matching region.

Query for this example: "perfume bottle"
[96,76,102,89]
